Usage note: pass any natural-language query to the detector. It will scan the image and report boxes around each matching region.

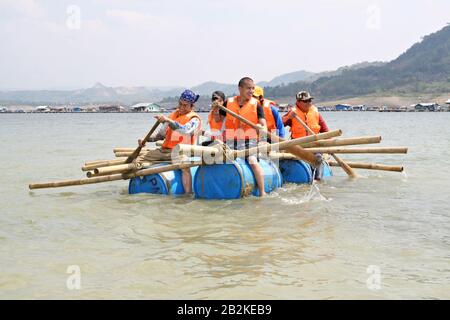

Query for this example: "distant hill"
[264,24,450,99]
[258,70,315,87]
[190,81,237,96]
[304,61,386,82]
[0,83,184,105]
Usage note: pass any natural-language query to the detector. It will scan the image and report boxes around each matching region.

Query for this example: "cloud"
[0,0,45,19]
[106,9,168,29]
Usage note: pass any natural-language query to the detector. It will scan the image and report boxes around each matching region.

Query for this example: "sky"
[0,0,449,90]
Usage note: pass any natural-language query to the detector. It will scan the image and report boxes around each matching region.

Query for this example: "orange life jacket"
[262,99,276,133]
[290,105,321,139]
[162,110,201,149]
[207,110,224,140]
[224,96,259,140]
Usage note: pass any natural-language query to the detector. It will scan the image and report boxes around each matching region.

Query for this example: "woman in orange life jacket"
[282,91,329,180]
[219,77,268,197]
[137,89,201,194]
[201,91,226,146]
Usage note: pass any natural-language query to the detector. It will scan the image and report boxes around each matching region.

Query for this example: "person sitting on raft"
[253,85,285,140]
[136,89,202,194]
[282,91,329,179]
[218,77,268,197]
[201,91,227,146]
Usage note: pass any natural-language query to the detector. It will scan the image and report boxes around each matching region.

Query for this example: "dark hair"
[238,77,254,87]
[212,90,226,101]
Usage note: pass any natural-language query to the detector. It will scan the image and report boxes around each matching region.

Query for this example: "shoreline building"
[413,103,439,112]
[35,106,50,113]
[98,105,127,112]
[335,104,352,111]
[130,102,163,113]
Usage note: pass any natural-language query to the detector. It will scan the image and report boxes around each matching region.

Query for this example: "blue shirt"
[270,106,286,138]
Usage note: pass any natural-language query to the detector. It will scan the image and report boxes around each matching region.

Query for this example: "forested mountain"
[264,24,450,99]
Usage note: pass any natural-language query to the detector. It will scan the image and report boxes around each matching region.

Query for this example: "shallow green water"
[0,112,449,299]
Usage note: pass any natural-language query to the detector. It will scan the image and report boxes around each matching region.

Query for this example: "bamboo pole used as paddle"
[216,104,321,165]
[30,161,202,190]
[124,120,161,164]
[290,112,357,178]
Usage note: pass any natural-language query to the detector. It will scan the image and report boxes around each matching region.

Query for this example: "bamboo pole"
[327,161,404,172]
[290,112,357,178]
[301,136,381,148]
[87,162,152,178]
[30,161,202,190]
[174,131,341,159]
[304,147,408,154]
[113,148,150,153]
[233,130,342,158]
[84,159,111,166]
[115,152,135,157]
[125,120,160,163]
[330,153,357,177]
[82,159,127,171]
[93,163,142,175]
[216,104,320,165]
[172,143,230,159]
[268,152,404,172]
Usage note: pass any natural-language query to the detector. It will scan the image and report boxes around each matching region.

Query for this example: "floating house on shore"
[130,102,163,113]
[317,106,333,111]
[35,106,50,113]
[71,106,83,112]
[335,104,352,111]
[98,105,127,112]
[49,106,69,113]
[413,103,439,112]
[352,105,367,111]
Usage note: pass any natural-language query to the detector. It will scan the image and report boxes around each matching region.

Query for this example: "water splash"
[305,180,328,202]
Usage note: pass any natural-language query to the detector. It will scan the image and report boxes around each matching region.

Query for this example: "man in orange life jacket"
[282,91,329,179]
[282,91,329,138]
[218,77,268,197]
[137,89,201,194]
[253,85,286,139]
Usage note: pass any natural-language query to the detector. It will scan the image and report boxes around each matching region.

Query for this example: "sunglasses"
[297,99,312,103]
[211,96,220,102]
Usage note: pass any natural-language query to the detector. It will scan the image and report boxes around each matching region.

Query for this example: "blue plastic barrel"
[279,159,333,184]
[322,162,333,179]
[128,163,198,195]
[193,158,282,199]
[279,159,313,184]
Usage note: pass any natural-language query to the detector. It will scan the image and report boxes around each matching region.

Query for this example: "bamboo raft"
[29,122,408,199]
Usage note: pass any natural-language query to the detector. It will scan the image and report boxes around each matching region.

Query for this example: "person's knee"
[247,155,258,165]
